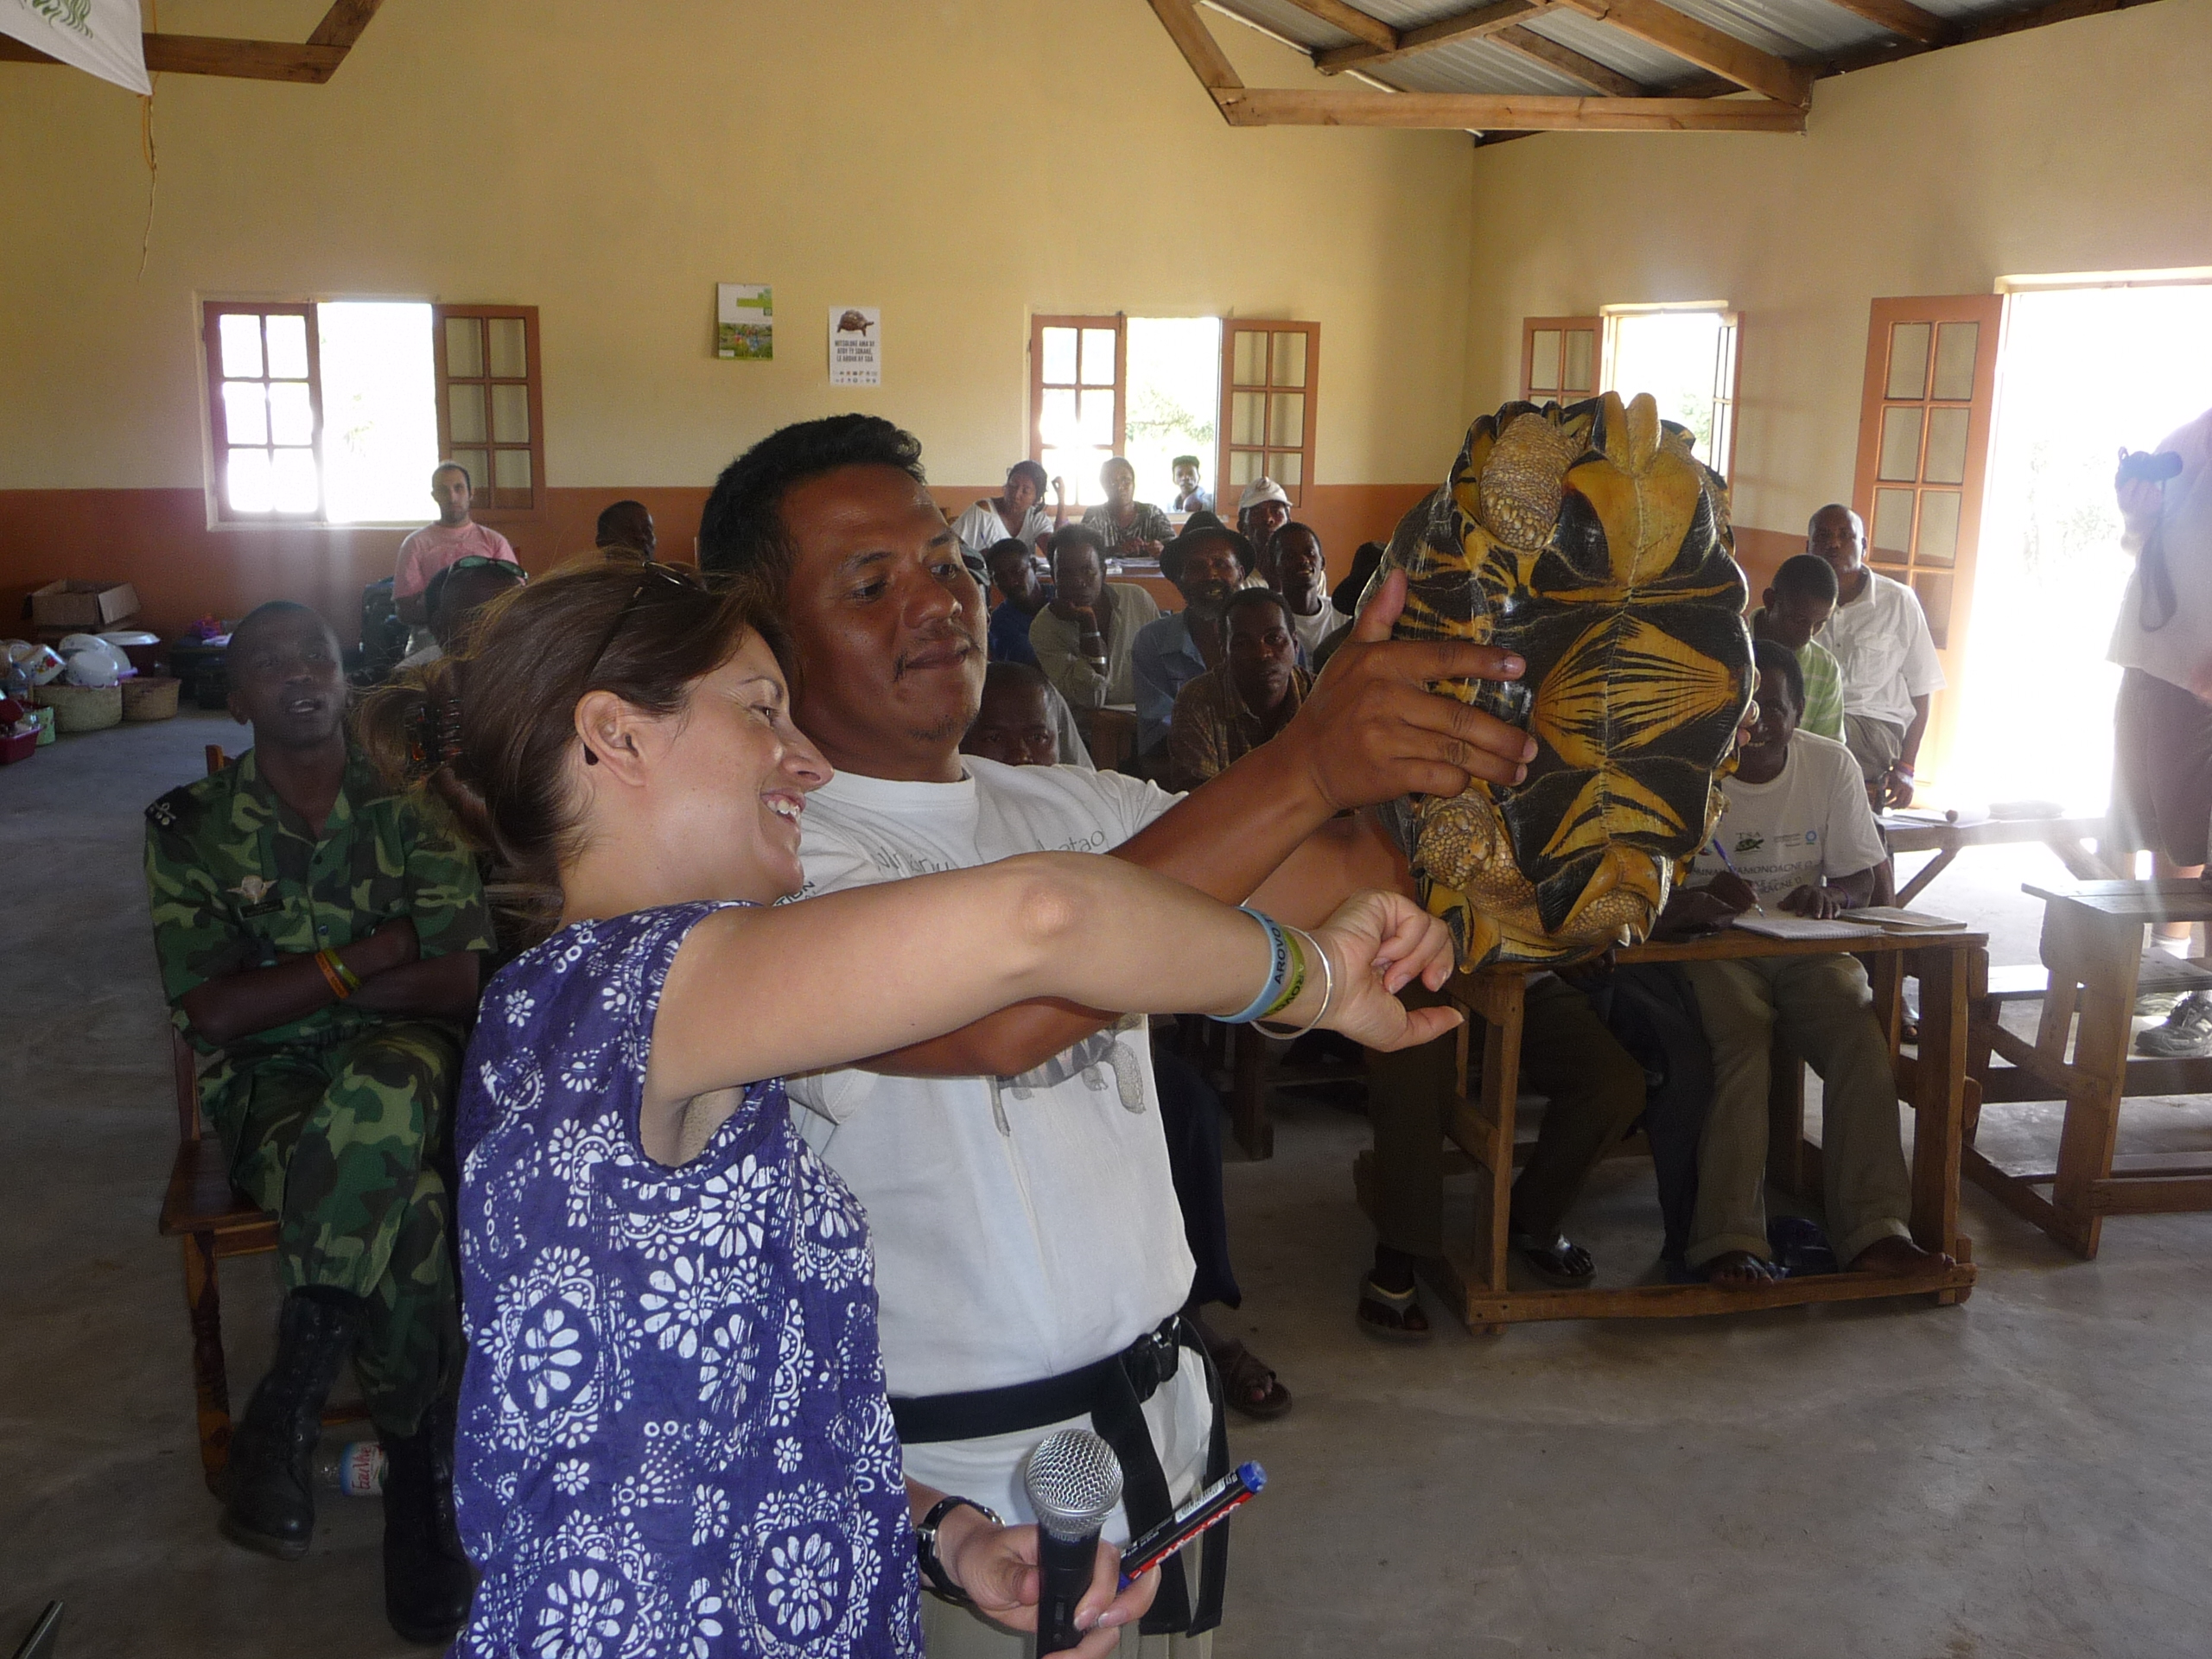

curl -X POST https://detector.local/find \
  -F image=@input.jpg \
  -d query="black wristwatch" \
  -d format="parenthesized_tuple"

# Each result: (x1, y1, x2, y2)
(915, 1495, 1001, 1605)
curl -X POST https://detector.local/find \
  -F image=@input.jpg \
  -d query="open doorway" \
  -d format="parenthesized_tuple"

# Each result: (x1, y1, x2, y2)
(1949, 279, 2212, 810)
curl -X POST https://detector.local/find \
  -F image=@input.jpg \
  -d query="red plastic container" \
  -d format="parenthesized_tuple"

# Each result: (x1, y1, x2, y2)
(0, 729, 35, 765)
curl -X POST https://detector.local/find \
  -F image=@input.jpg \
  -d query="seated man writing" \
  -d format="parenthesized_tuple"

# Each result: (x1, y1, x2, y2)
(1749, 552, 1845, 743)
(1662, 639, 1947, 1287)
(143, 601, 489, 1644)
(1166, 589, 1312, 791)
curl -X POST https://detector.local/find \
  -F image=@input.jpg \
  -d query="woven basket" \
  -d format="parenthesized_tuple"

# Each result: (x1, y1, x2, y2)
(35, 682, 123, 733)
(122, 675, 181, 721)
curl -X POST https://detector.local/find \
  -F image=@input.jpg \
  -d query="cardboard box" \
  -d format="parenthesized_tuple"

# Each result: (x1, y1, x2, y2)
(30, 580, 141, 631)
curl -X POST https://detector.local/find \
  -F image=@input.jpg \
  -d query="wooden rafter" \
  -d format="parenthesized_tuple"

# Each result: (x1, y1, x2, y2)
(1216, 86, 1807, 130)
(1488, 25, 1649, 97)
(1820, 0, 2168, 73)
(0, 0, 380, 83)
(1814, 0, 1959, 46)
(1316, 0, 1548, 73)
(1552, 0, 1813, 103)
(1273, 0, 1395, 48)
(1149, 0, 1245, 88)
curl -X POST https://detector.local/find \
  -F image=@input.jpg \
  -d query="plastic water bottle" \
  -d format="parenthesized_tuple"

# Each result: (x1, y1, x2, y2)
(312, 1440, 386, 1497)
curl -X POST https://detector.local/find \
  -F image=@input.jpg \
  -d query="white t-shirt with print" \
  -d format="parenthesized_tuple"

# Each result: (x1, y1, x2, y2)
(1816, 568, 1945, 729)
(1287, 594, 1347, 664)
(786, 757, 1207, 1535)
(1690, 731, 1889, 903)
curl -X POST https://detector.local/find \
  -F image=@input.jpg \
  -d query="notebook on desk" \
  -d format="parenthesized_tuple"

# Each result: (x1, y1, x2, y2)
(1845, 906, 1970, 932)
(1728, 915, 1884, 941)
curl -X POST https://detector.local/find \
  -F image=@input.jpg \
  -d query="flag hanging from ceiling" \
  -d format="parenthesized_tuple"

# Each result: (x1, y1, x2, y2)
(2, 0, 150, 95)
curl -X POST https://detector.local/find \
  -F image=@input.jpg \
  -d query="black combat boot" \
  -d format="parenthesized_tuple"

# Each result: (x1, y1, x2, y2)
(382, 1395, 474, 1644)
(220, 1287, 361, 1560)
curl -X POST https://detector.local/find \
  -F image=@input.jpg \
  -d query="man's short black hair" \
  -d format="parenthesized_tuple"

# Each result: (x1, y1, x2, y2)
(1007, 460, 1049, 496)
(1772, 552, 1840, 603)
(1049, 524, 1107, 574)
(1752, 638, 1805, 715)
(432, 461, 472, 488)
(697, 415, 928, 593)
(225, 601, 333, 671)
(981, 659, 1050, 698)
(595, 499, 651, 548)
(1224, 587, 1294, 632)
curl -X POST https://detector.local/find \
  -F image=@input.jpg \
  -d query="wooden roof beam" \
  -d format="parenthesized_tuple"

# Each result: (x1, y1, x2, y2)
(1488, 24, 1649, 96)
(1147, 0, 1245, 96)
(1273, 0, 1397, 48)
(1821, 0, 2169, 74)
(1213, 86, 1806, 129)
(308, 0, 386, 51)
(1554, 0, 1814, 103)
(1813, 0, 1958, 45)
(1316, 0, 1549, 73)
(0, 0, 380, 82)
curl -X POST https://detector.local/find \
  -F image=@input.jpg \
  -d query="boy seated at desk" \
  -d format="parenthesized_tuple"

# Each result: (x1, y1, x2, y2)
(1659, 640, 1948, 1287)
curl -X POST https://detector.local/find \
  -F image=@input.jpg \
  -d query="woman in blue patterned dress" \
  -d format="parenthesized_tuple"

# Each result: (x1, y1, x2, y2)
(362, 561, 1462, 1657)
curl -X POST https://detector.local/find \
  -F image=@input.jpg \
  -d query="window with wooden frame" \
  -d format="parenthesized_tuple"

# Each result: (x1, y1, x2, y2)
(204, 303, 323, 521)
(1031, 315, 1124, 510)
(1601, 303, 1742, 479)
(1850, 296, 2003, 660)
(1218, 321, 1319, 509)
(199, 299, 543, 525)
(435, 306, 543, 513)
(1521, 316, 1599, 405)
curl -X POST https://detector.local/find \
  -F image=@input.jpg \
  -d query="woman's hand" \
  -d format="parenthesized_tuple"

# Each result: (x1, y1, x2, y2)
(1290, 890, 1464, 1052)
(940, 1509, 1157, 1656)
(1780, 883, 1846, 919)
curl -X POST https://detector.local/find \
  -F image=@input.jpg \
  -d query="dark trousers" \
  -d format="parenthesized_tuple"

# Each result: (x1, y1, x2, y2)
(1599, 963, 1713, 1264)
(1151, 1039, 1243, 1310)
(1366, 976, 1646, 1255)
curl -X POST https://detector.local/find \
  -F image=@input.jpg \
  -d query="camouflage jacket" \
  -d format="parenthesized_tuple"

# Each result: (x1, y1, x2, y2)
(144, 744, 493, 1069)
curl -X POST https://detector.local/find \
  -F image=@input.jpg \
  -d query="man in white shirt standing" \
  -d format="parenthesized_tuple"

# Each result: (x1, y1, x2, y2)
(697, 414, 1536, 1656)
(1807, 503, 1944, 805)
(1661, 640, 1949, 1288)
(392, 462, 518, 645)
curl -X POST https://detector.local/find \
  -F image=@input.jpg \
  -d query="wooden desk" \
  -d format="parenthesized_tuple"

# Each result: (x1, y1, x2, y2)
(1078, 707, 1139, 775)
(1878, 812, 2117, 906)
(1358, 927, 1983, 1332)
(1963, 878, 2212, 1256)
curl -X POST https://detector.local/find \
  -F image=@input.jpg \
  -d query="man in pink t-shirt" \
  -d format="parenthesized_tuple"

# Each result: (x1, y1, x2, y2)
(394, 462, 518, 632)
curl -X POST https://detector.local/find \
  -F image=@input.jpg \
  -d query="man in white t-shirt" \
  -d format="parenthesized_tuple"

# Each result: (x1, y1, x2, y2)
(1807, 503, 1944, 805)
(1263, 521, 1347, 666)
(696, 414, 1536, 1656)
(1661, 639, 1948, 1289)
(393, 462, 518, 640)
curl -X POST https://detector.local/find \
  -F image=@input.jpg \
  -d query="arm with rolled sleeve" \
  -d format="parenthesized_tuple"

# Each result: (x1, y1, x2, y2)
(1031, 607, 1108, 709)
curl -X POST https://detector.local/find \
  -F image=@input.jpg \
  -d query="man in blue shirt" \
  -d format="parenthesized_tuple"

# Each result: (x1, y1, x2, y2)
(1133, 513, 1254, 756)
(983, 537, 1052, 666)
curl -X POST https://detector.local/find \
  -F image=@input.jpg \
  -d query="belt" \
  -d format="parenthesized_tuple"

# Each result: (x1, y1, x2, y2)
(890, 1315, 1230, 1636)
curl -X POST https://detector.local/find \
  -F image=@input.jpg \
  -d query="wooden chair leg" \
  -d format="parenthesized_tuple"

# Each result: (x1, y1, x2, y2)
(1230, 1027, 1273, 1160)
(183, 1231, 233, 1496)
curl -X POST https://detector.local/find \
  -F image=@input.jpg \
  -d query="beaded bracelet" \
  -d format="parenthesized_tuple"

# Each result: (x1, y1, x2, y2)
(1224, 908, 1301, 1025)
(1256, 926, 1335, 1040)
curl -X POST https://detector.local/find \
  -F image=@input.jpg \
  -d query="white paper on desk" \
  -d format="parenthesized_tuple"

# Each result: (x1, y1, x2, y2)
(1729, 915, 1883, 940)
(1848, 906, 1969, 932)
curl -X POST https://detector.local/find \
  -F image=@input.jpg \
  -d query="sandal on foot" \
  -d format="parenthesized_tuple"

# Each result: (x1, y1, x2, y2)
(1355, 1278, 1432, 1344)
(1510, 1230, 1595, 1287)
(1213, 1337, 1293, 1420)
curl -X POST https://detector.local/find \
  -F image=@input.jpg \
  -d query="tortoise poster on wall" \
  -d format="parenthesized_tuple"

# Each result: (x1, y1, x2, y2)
(1377, 391, 1754, 969)
(829, 307, 880, 386)
(716, 283, 773, 359)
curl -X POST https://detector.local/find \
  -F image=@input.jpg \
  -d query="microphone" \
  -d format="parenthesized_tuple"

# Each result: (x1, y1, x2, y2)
(1023, 1427, 1123, 1656)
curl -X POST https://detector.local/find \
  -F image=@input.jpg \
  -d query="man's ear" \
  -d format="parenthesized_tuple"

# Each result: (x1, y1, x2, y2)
(1761, 587, 1777, 610)
(228, 693, 250, 728)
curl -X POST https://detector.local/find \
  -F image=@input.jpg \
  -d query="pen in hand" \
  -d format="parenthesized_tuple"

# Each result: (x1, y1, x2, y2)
(1708, 838, 1766, 916)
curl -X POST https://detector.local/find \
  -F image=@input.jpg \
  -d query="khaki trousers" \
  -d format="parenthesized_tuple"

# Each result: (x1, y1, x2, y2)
(1841, 712, 1904, 790)
(920, 1595, 1213, 1657)
(1681, 953, 1911, 1269)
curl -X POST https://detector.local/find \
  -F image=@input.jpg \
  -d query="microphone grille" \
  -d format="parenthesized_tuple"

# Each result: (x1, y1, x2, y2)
(1023, 1428, 1123, 1541)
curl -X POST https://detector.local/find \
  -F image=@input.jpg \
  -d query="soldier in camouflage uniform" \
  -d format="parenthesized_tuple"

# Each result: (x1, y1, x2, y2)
(144, 601, 489, 1646)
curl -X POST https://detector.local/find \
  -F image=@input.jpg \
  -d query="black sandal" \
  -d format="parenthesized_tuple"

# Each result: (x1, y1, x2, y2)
(1510, 1230, 1595, 1287)
(1213, 1338, 1294, 1420)
(1355, 1278, 1432, 1343)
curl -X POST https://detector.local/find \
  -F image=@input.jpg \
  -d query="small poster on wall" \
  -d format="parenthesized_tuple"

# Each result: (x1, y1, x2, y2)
(830, 308, 880, 386)
(717, 284, 773, 359)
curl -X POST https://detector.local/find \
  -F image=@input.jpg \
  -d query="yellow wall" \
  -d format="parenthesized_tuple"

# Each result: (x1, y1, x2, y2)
(1463, 0, 2212, 542)
(0, 0, 1476, 494)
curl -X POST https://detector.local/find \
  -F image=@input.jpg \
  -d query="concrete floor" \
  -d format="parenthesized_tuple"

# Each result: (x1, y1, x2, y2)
(6, 708, 2212, 1658)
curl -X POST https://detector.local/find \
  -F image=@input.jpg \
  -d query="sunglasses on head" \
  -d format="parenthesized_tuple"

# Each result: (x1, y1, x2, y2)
(579, 562, 712, 764)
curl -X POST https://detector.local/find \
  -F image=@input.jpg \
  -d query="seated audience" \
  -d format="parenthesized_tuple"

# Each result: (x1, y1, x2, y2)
(1265, 520, 1347, 664)
(1236, 477, 1292, 576)
(1172, 454, 1212, 514)
(393, 462, 518, 640)
(1031, 524, 1161, 710)
(953, 459, 1061, 564)
(1132, 512, 1254, 755)
(962, 662, 1062, 767)
(1749, 552, 1845, 742)
(984, 536, 1052, 667)
(1082, 455, 1173, 562)
(394, 555, 527, 671)
(1332, 539, 1387, 620)
(594, 497, 656, 559)
(1166, 589, 1311, 791)
(143, 601, 488, 1644)
(1808, 504, 1944, 805)
(1662, 639, 1947, 1286)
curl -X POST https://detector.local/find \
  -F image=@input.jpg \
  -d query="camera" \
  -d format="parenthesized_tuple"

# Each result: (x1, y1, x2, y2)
(2117, 449, 2184, 484)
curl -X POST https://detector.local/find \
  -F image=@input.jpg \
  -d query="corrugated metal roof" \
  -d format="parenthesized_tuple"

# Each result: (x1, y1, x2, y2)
(1203, 0, 2063, 100)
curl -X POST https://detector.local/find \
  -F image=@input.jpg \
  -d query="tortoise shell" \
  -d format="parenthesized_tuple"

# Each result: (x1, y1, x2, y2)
(1378, 391, 1753, 969)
